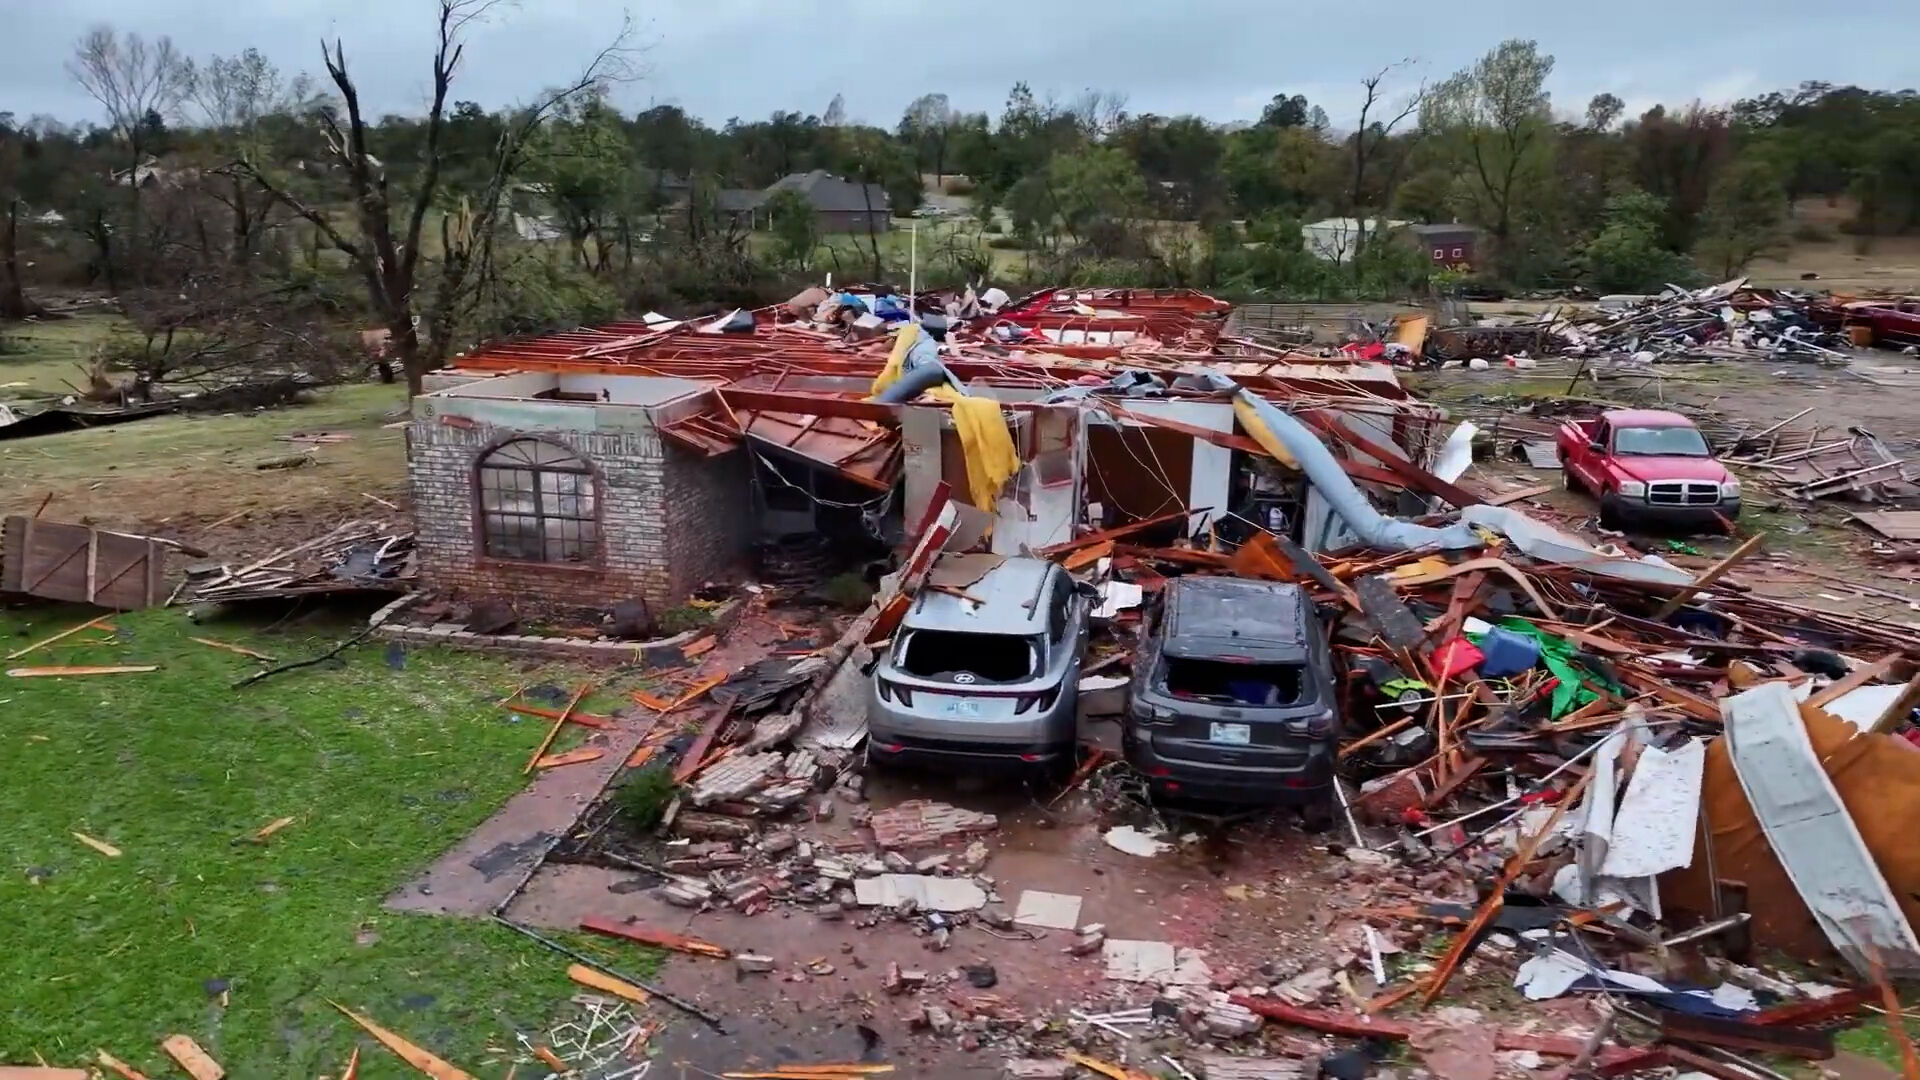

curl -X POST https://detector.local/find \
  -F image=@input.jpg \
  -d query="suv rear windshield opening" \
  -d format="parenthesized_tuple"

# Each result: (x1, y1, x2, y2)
(901, 630, 1037, 683)
(1162, 658, 1305, 706)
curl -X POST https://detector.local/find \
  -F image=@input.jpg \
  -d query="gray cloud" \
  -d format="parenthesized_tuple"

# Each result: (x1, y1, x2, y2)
(3, 0, 1914, 131)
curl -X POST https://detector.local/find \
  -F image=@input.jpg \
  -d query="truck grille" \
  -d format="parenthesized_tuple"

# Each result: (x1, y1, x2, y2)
(1648, 481, 1720, 506)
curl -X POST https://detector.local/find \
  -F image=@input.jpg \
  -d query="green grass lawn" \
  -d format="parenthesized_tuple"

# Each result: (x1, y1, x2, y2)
(0, 603, 651, 1077)
(0, 312, 125, 397)
(0, 382, 409, 526)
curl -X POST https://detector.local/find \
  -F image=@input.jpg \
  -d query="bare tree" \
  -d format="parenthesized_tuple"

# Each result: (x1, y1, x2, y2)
(67, 27, 193, 284)
(190, 48, 322, 265)
(1350, 61, 1425, 254)
(231, 0, 635, 395)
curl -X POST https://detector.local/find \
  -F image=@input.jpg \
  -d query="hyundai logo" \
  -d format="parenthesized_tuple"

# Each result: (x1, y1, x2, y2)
(952, 672, 976, 684)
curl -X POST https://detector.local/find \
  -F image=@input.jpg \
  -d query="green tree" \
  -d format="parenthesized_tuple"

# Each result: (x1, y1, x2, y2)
(1694, 155, 1788, 278)
(899, 92, 955, 180)
(764, 187, 818, 270)
(1422, 39, 1557, 268)
(1580, 190, 1694, 293)
(526, 94, 636, 272)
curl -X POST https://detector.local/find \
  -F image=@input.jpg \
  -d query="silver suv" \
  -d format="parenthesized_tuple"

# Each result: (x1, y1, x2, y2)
(867, 556, 1090, 767)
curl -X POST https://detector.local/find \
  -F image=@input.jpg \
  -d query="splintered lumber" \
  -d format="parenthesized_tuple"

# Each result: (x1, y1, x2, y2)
(1035, 509, 1195, 557)
(1653, 532, 1766, 618)
(673, 709, 731, 784)
(531, 1047, 567, 1072)
(581, 915, 731, 958)
(5, 615, 111, 660)
(8, 665, 155, 678)
(190, 638, 275, 661)
(566, 962, 652, 1004)
(1421, 768, 1594, 1007)
(328, 1001, 477, 1080)
(624, 745, 659, 769)
(248, 817, 297, 843)
(0, 1068, 90, 1079)
(72, 832, 122, 858)
(505, 703, 614, 730)
(523, 682, 592, 776)
(534, 748, 605, 770)
(1807, 652, 1901, 709)
(1059, 540, 1114, 572)
(159, 1035, 225, 1080)
(340, 1047, 360, 1080)
(94, 1051, 152, 1080)
(1226, 998, 1658, 1073)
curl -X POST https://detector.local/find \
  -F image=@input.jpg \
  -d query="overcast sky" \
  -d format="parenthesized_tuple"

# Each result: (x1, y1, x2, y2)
(4, 0, 1916, 132)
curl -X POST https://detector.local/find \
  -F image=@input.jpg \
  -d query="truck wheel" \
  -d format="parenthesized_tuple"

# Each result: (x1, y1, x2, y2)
(1598, 495, 1623, 530)
(1562, 465, 1581, 494)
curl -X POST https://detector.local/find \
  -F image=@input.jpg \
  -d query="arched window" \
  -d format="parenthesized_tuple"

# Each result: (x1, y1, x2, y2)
(477, 439, 598, 563)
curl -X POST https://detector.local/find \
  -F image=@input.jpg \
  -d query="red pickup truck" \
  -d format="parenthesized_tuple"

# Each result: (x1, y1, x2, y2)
(1557, 409, 1740, 531)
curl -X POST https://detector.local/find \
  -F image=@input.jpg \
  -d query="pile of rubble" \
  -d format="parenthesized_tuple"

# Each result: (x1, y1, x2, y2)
(184, 520, 415, 604)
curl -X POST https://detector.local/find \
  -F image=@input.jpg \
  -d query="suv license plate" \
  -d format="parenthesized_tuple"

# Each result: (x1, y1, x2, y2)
(1209, 722, 1251, 745)
(946, 700, 981, 717)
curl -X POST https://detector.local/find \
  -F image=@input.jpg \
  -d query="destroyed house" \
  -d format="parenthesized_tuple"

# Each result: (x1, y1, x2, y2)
(409, 292, 1449, 612)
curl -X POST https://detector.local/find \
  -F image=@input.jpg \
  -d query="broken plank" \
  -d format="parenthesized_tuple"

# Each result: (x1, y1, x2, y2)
(1058, 540, 1114, 573)
(1035, 509, 1196, 557)
(328, 1001, 477, 1080)
(534, 748, 605, 770)
(624, 745, 658, 769)
(673, 709, 730, 784)
(0, 1069, 91, 1080)
(189, 637, 275, 661)
(73, 832, 122, 857)
(248, 817, 296, 843)
(1807, 652, 1901, 709)
(581, 915, 731, 958)
(505, 703, 615, 730)
(159, 1035, 225, 1080)
(682, 635, 716, 660)
(566, 962, 651, 1004)
(1652, 532, 1767, 619)
(94, 1051, 151, 1080)
(523, 682, 591, 776)
(8, 665, 155, 677)
(4, 614, 111, 660)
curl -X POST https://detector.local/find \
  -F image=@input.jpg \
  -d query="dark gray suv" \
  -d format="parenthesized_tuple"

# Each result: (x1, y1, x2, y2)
(1123, 576, 1339, 811)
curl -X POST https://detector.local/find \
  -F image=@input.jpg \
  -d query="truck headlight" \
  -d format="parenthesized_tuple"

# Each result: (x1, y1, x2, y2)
(1721, 478, 1741, 497)
(1617, 481, 1647, 497)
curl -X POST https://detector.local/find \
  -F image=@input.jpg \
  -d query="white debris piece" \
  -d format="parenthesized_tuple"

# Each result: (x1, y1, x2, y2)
(1104, 939, 1212, 985)
(852, 874, 987, 912)
(1102, 826, 1172, 858)
(1012, 890, 1083, 930)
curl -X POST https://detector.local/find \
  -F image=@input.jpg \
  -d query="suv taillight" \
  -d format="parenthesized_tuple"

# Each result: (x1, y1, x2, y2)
(1288, 708, 1336, 737)
(877, 679, 912, 707)
(1015, 686, 1061, 715)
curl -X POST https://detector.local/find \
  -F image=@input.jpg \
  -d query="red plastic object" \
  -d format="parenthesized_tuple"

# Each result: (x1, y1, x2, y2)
(1433, 637, 1485, 679)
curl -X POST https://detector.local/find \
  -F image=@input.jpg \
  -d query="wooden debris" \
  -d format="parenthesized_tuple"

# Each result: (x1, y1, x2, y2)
(565, 963, 651, 1004)
(186, 521, 414, 604)
(159, 1035, 225, 1080)
(72, 832, 122, 858)
(534, 748, 605, 770)
(531, 1047, 567, 1072)
(248, 817, 297, 843)
(8, 665, 156, 678)
(624, 745, 659, 769)
(327, 1001, 477, 1080)
(190, 638, 276, 661)
(1653, 532, 1767, 618)
(1059, 540, 1114, 572)
(339, 1046, 360, 1080)
(673, 709, 731, 784)
(0, 1068, 90, 1079)
(581, 915, 731, 958)
(682, 635, 716, 660)
(1035, 508, 1196, 558)
(94, 1050, 151, 1080)
(504, 703, 614, 730)
(5, 615, 112, 661)
(1062, 1054, 1154, 1080)
(523, 683, 592, 776)
(1807, 652, 1900, 709)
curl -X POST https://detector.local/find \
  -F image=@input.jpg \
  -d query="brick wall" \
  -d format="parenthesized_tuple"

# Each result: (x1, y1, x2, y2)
(408, 409, 750, 612)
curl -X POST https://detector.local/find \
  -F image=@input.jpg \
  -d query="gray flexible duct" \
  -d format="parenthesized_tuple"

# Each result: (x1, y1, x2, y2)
(1195, 370, 1481, 551)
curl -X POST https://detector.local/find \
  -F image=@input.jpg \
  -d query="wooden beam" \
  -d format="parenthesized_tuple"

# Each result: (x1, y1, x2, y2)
(1653, 532, 1767, 619)
(1807, 652, 1900, 709)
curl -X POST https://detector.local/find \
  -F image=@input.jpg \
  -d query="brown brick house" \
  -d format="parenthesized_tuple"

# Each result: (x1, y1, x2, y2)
(408, 372, 750, 613)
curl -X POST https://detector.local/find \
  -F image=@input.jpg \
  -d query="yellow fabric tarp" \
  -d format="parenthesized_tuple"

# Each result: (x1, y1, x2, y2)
(1230, 395, 1301, 470)
(871, 324, 1020, 512)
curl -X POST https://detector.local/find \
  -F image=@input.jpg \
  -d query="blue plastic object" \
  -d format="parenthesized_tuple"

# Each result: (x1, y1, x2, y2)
(1477, 626, 1542, 678)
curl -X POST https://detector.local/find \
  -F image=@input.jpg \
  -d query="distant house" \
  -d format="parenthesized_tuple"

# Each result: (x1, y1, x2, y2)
(1409, 223, 1478, 271)
(760, 170, 893, 234)
(1301, 217, 1408, 263)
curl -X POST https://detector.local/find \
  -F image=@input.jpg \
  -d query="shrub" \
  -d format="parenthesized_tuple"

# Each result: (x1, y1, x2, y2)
(614, 766, 678, 830)
(1791, 221, 1832, 243)
(986, 236, 1023, 250)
